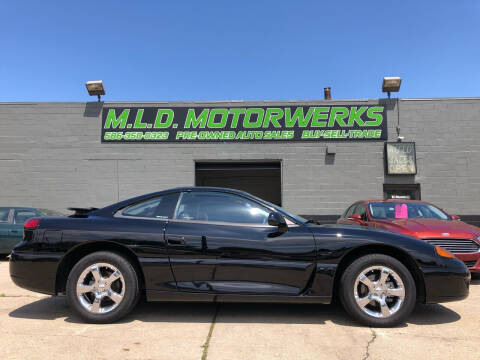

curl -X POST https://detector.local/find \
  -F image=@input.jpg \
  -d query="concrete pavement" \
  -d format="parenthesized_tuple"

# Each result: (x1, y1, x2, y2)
(1, 259, 479, 360)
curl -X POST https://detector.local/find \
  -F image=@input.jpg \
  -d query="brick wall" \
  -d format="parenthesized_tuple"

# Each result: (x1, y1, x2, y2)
(0, 98, 479, 218)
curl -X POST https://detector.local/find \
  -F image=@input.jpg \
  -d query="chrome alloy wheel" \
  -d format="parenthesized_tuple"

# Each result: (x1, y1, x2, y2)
(76, 263, 125, 314)
(353, 266, 405, 318)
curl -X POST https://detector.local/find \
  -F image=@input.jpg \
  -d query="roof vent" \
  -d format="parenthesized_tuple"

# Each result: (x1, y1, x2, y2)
(324, 87, 331, 100)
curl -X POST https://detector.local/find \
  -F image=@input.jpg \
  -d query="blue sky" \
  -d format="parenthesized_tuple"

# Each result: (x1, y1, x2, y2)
(1, 1, 479, 101)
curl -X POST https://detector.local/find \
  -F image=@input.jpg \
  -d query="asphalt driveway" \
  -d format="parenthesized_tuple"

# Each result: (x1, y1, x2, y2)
(1, 259, 479, 360)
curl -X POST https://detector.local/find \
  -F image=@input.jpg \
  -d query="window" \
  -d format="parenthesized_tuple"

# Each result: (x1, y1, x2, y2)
(368, 202, 450, 220)
(13, 210, 39, 225)
(175, 191, 270, 224)
(344, 204, 357, 218)
(122, 193, 180, 219)
(0, 208, 10, 223)
(353, 203, 367, 221)
(248, 194, 307, 224)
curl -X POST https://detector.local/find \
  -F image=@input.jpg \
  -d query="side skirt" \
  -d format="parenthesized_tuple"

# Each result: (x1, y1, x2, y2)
(146, 290, 331, 304)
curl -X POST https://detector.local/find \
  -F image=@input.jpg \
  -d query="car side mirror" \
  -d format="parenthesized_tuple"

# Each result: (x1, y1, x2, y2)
(450, 215, 460, 220)
(268, 212, 288, 233)
(348, 214, 366, 225)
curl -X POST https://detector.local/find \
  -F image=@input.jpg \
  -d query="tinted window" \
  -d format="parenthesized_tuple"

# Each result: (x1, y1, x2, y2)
(13, 210, 39, 225)
(0, 208, 10, 222)
(248, 194, 307, 224)
(175, 191, 270, 224)
(122, 193, 180, 219)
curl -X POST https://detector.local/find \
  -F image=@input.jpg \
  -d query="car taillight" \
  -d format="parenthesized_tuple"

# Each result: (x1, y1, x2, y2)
(24, 218, 40, 229)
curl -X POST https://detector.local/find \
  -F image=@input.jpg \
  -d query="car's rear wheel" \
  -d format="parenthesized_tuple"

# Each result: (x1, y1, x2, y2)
(339, 254, 416, 327)
(66, 251, 140, 323)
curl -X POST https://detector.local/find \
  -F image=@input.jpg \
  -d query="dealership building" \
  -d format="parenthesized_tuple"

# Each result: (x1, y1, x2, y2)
(1, 96, 479, 225)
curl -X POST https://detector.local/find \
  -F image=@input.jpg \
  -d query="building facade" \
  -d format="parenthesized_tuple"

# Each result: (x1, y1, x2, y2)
(0, 97, 479, 223)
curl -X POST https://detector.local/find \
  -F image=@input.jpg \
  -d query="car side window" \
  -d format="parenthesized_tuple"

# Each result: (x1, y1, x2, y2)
(353, 203, 367, 221)
(175, 191, 270, 224)
(122, 193, 180, 219)
(0, 208, 10, 223)
(344, 204, 357, 218)
(13, 210, 38, 225)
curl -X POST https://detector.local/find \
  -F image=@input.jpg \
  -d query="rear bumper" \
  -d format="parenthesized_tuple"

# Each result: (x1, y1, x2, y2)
(9, 251, 62, 295)
(422, 259, 470, 304)
(454, 252, 480, 273)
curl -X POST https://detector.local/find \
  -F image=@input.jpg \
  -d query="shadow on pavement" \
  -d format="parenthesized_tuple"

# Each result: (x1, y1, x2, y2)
(470, 274, 480, 285)
(9, 296, 460, 327)
(407, 303, 461, 325)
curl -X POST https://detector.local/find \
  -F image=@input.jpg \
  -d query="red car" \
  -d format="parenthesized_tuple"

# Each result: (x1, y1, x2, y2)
(337, 199, 480, 273)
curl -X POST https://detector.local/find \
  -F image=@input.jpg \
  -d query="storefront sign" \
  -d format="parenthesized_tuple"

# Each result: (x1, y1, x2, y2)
(385, 142, 417, 175)
(101, 105, 387, 142)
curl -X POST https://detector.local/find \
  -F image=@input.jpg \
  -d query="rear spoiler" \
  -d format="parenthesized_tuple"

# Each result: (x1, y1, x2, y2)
(67, 207, 99, 218)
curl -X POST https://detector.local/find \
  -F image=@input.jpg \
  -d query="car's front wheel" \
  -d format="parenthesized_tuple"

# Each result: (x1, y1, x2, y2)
(66, 251, 140, 323)
(339, 254, 416, 327)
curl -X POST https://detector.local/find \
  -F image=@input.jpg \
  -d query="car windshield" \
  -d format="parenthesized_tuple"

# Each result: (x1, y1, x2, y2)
(249, 195, 308, 224)
(368, 202, 450, 220)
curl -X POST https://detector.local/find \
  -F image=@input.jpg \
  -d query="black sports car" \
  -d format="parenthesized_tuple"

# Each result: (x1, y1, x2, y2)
(10, 187, 470, 327)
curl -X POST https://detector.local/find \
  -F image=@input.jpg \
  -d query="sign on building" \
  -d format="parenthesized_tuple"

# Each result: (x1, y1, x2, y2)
(101, 105, 387, 143)
(385, 142, 417, 175)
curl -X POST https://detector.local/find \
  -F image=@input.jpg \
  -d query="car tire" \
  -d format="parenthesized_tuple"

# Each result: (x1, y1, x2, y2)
(66, 251, 140, 323)
(339, 254, 416, 327)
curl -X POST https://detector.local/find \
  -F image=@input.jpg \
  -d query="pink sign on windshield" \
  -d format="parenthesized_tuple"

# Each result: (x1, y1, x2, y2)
(395, 204, 408, 219)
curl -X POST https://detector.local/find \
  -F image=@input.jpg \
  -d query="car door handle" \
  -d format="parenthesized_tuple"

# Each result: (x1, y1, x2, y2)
(9, 230, 20, 234)
(167, 236, 185, 246)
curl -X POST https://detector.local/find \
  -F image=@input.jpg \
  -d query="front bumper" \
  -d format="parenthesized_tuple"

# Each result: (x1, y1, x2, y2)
(422, 258, 470, 304)
(9, 251, 61, 295)
(454, 252, 480, 273)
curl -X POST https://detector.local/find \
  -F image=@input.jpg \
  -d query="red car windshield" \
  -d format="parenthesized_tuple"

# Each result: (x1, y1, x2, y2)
(368, 202, 450, 220)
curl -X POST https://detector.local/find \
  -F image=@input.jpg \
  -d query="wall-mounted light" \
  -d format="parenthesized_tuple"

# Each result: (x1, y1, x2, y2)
(85, 80, 105, 101)
(382, 77, 402, 98)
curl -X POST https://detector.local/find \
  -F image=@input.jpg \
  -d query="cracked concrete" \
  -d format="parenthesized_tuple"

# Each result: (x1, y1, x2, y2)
(201, 304, 220, 360)
(362, 329, 376, 360)
(1, 260, 480, 360)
